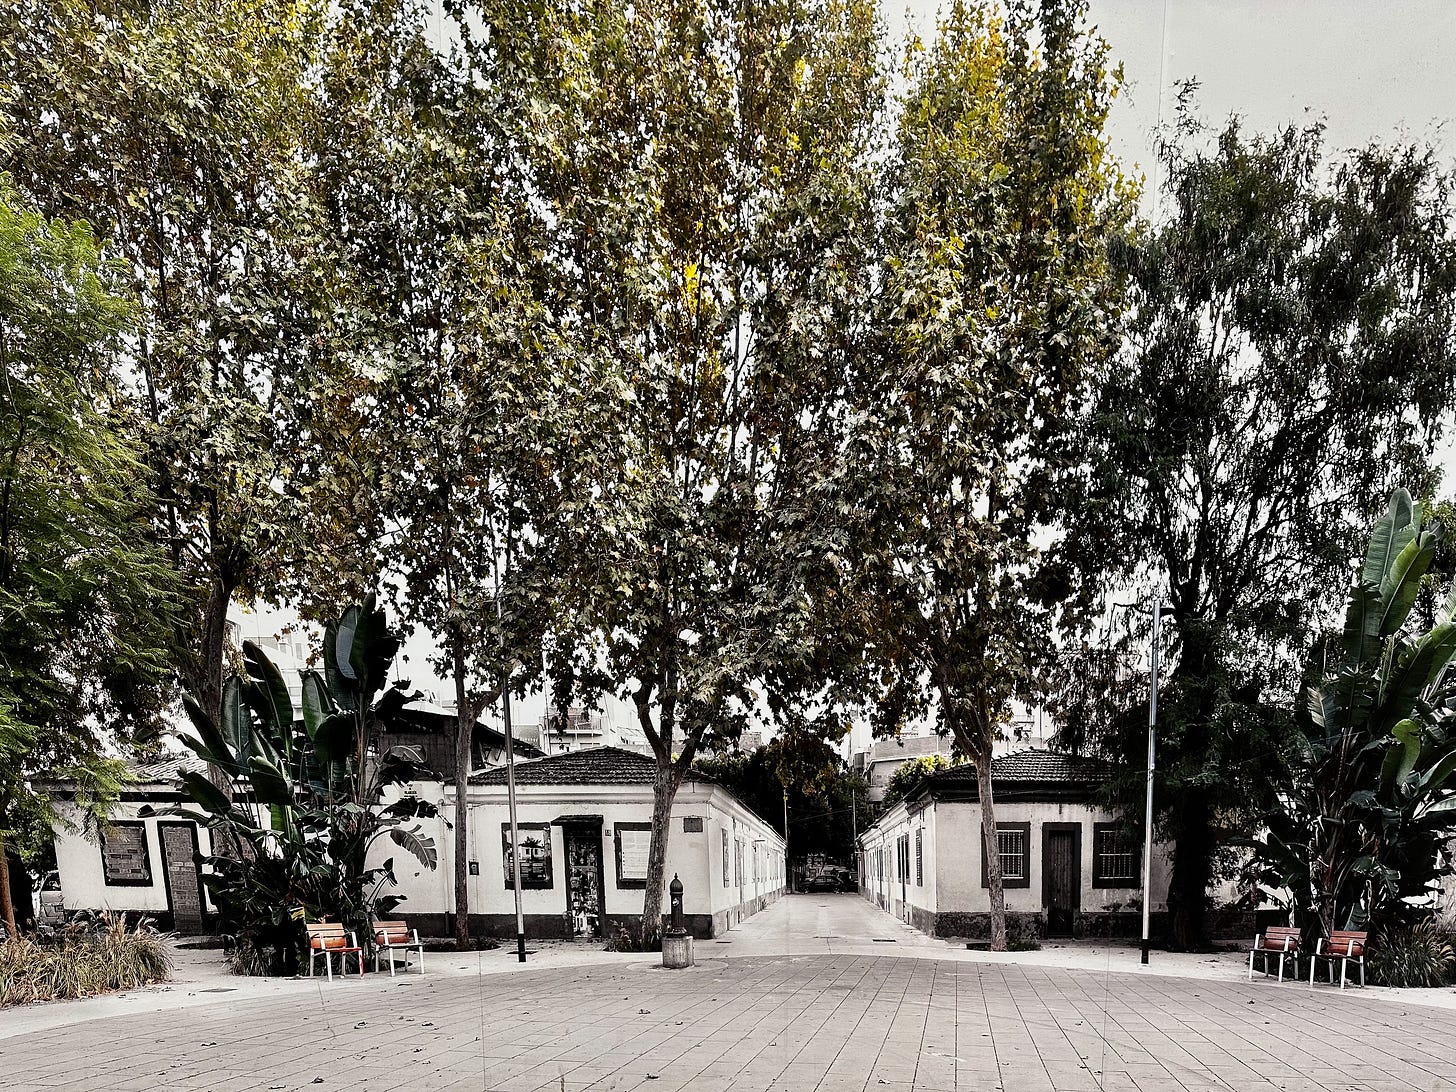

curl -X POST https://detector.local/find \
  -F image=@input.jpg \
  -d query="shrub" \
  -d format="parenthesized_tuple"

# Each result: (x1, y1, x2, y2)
(1367, 921, 1455, 988)
(0, 914, 171, 1006)
(604, 922, 662, 953)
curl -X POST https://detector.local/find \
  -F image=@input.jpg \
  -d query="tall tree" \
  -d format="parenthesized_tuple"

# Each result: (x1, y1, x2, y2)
(0, 0, 341, 732)
(1063, 105, 1456, 949)
(831, 0, 1133, 950)
(0, 183, 175, 934)
(480, 0, 886, 941)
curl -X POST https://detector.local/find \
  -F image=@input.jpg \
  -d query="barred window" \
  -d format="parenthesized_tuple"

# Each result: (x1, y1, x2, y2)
(997, 828, 1027, 882)
(915, 829, 923, 886)
(1093, 824, 1138, 886)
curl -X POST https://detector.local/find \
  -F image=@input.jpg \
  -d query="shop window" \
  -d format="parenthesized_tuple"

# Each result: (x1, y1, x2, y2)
(1093, 823, 1139, 887)
(503, 824, 553, 889)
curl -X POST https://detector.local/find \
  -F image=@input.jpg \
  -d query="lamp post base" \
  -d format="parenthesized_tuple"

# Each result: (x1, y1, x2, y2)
(662, 933, 694, 969)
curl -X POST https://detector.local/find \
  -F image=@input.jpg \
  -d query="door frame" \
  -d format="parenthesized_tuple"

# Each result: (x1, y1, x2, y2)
(156, 820, 204, 932)
(1040, 822, 1082, 937)
(562, 820, 606, 938)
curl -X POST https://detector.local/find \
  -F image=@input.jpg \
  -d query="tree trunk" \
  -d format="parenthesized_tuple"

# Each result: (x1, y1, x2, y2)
(976, 758, 1008, 951)
(0, 836, 16, 938)
(451, 638, 473, 951)
(640, 764, 680, 946)
(1166, 787, 1213, 950)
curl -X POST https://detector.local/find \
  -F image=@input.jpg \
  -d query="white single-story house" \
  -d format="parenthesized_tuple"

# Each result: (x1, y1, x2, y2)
(857, 749, 1172, 941)
(49, 758, 219, 933)
(48, 746, 785, 942)
(377, 747, 786, 940)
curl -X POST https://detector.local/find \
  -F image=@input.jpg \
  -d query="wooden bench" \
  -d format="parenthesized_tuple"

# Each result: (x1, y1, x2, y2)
(306, 922, 363, 980)
(1248, 925, 1301, 982)
(372, 919, 425, 976)
(1308, 929, 1367, 989)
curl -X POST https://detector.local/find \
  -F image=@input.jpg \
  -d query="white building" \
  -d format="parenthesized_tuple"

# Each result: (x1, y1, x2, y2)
(854, 734, 955, 804)
(379, 747, 785, 940)
(858, 749, 1172, 941)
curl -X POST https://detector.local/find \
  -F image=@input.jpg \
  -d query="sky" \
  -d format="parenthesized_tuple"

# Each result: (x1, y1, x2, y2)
(393, 0, 1456, 746)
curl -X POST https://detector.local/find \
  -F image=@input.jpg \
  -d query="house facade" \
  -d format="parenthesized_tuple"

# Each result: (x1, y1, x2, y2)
(857, 749, 1172, 941)
(379, 747, 786, 940)
(49, 758, 219, 933)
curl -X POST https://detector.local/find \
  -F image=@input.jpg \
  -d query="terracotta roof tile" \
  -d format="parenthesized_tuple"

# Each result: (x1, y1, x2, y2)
(468, 745, 707, 787)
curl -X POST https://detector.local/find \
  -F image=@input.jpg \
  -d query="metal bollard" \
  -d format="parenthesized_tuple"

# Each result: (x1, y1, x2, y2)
(662, 873, 693, 968)
(668, 873, 686, 936)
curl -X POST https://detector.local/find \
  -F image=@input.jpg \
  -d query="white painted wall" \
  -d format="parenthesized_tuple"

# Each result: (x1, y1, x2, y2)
(51, 800, 216, 918)
(367, 778, 785, 929)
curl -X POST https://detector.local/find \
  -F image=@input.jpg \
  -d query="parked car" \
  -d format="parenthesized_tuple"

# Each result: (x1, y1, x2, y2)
(33, 870, 63, 925)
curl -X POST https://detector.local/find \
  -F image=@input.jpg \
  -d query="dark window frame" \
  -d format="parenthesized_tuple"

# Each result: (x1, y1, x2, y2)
(614, 822, 653, 889)
(915, 828, 923, 886)
(981, 822, 1032, 889)
(722, 828, 730, 887)
(502, 823, 554, 890)
(1092, 822, 1139, 887)
(100, 821, 153, 887)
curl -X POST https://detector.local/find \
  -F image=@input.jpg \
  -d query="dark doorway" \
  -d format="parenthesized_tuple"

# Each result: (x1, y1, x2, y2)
(564, 823, 604, 938)
(1042, 824, 1081, 938)
(158, 822, 205, 934)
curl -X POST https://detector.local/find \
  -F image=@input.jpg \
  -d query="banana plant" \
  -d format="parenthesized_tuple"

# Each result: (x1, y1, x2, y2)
(1246, 490, 1456, 939)
(175, 597, 438, 974)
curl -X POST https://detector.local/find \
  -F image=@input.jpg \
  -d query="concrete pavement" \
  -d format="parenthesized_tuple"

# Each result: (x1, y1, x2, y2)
(4, 895, 1456, 1091)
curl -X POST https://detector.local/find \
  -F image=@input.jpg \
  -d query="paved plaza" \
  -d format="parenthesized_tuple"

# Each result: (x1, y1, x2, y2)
(4, 896, 1456, 1092)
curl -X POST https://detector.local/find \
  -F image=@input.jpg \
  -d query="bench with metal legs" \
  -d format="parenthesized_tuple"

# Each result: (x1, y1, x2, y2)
(306, 922, 363, 981)
(1248, 926, 1301, 983)
(372, 919, 425, 976)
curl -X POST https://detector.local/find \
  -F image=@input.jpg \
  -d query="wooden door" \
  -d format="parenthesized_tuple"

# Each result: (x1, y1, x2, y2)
(564, 824, 603, 938)
(159, 822, 205, 934)
(1042, 826, 1080, 938)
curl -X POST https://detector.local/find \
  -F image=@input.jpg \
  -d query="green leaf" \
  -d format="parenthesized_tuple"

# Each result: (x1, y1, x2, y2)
(243, 640, 294, 745)
(1379, 719, 1421, 797)
(180, 771, 234, 818)
(387, 825, 438, 870)
(247, 753, 294, 807)
(300, 670, 332, 740)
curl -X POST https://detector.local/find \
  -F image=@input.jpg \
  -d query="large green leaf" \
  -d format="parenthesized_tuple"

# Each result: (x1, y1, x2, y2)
(1379, 719, 1422, 798)
(1342, 584, 1383, 665)
(180, 771, 234, 818)
(387, 824, 438, 870)
(300, 670, 332, 741)
(1377, 531, 1438, 638)
(221, 676, 254, 767)
(1362, 488, 1415, 591)
(313, 711, 358, 767)
(243, 641, 294, 747)
(334, 605, 361, 683)
(180, 694, 240, 775)
(1379, 623, 1456, 731)
(248, 753, 294, 807)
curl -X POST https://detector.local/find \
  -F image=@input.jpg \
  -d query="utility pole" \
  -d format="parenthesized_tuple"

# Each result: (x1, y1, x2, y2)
(1140, 602, 1161, 966)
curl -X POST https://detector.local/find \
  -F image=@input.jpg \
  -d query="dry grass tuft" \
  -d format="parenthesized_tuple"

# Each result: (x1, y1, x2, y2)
(0, 914, 171, 1006)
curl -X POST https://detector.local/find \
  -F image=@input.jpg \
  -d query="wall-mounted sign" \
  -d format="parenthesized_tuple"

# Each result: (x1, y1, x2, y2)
(468, 860, 480, 876)
(682, 816, 704, 833)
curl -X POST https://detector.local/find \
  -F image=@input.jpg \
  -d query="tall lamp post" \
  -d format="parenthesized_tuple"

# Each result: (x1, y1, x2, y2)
(1110, 599, 1165, 966)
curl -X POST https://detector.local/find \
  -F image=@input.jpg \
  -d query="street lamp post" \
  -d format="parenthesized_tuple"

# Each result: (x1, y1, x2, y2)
(1110, 598, 1165, 966)
(1140, 602, 1161, 966)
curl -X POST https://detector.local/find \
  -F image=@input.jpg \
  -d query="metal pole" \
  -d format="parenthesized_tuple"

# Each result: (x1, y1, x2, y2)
(503, 669, 526, 962)
(1141, 601, 1160, 966)
(496, 541, 527, 964)
(782, 789, 790, 892)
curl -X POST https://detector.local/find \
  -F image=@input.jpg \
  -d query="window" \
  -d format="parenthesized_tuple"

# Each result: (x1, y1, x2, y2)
(1093, 823, 1139, 887)
(614, 823, 652, 888)
(915, 829, 923, 886)
(735, 839, 744, 886)
(722, 829, 731, 887)
(101, 822, 152, 886)
(503, 824, 553, 889)
(981, 822, 1031, 889)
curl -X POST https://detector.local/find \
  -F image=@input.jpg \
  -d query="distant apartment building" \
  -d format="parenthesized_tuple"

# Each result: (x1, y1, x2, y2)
(518, 696, 650, 756)
(854, 734, 954, 804)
